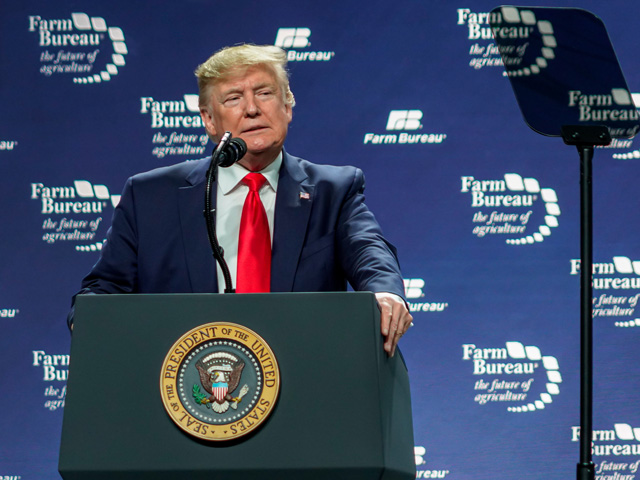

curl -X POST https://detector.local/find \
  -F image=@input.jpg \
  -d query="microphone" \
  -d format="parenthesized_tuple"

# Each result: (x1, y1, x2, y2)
(215, 133, 247, 167)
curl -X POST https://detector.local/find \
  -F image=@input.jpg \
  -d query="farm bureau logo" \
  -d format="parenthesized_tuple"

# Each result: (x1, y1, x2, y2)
(274, 28, 335, 62)
(0, 140, 17, 151)
(610, 93, 640, 158)
(568, 89, 640, 139)
(30, 180, 120, 251)
(459, 7, 555, 73)
(492, 7, 558, 78)
(33, 350, 69, 381)
(570, 256, 640, 328)
(32, 351, 68, 411)
(0, 308, 19, 318)
(461, 173, 560, 245)
(462, 341, 562, 412)
(139, 95, 209, 159)
(458, 8, 519, 70)
(404, 278, 449, 313)
(458, 7, 532, 41)
(572, 424, 640, 479)
(28, 13, 128, 83)
(160, 322, 280, 441)
(415, 446, 451, 478)
(363, 110, 447, 145)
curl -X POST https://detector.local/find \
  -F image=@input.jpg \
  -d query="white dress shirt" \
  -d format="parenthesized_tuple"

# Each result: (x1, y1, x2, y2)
(215, 152, 282, 292)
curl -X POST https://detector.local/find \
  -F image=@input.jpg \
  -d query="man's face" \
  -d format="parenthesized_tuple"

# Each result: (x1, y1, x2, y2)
(200, 64, 292, 171)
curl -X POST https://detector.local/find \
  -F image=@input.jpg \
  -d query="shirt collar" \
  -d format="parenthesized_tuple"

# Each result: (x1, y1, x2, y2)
(218, 151, 282, 195)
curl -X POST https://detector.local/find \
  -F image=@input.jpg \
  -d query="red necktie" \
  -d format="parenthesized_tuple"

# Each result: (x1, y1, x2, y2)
(236, 173, 271, 293)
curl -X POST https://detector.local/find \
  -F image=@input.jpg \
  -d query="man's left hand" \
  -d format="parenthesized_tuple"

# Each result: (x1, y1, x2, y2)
(375, 292, 413, 357)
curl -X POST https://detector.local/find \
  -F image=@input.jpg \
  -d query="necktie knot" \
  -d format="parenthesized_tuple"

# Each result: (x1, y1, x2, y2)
(242, 172, 266, 192)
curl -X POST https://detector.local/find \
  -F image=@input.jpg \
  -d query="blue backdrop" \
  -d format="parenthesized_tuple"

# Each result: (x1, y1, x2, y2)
(1, 1, 639, 479)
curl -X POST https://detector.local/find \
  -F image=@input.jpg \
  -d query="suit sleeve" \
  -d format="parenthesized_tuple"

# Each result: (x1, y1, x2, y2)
(335, 167, 406, 298)
(67, 177, 139, 330)
(78, 177, 140, 295)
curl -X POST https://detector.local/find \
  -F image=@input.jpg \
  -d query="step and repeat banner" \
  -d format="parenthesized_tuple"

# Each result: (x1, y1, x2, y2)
(1, 0, 639, 478)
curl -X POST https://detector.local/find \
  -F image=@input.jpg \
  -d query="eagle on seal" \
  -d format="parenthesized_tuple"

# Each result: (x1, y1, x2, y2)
(195, 352, 247, 413)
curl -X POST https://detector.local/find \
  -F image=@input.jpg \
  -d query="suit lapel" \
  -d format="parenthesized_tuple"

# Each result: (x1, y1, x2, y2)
(271, 152, 314, 292)
(178, 159, 218, 293)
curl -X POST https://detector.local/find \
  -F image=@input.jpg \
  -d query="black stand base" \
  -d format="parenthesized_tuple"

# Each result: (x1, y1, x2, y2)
(577, 462, 595, 480)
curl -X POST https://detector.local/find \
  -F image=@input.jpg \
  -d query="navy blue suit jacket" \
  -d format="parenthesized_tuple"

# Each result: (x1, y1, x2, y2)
(77, 151, 405, 299)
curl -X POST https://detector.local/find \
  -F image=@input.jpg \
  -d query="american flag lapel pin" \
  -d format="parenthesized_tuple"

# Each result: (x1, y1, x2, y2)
(299, 191, 310, 200)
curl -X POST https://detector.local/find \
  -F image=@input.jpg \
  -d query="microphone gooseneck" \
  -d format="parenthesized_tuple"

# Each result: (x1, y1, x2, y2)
(204, 132, 248, 293)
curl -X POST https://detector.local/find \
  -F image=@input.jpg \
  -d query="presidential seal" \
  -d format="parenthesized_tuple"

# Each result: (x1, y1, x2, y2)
(160, 322, 280, 441)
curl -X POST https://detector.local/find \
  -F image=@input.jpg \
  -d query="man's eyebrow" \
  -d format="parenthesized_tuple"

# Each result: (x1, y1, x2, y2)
(219, 82, 275, 98)
(253, 81, 275, 90)
(219, 86, 244, 97)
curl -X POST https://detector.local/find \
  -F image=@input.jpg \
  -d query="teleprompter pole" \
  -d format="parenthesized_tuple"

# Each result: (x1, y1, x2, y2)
(561, 125, 611, 480)
(577, 141, 594, 480)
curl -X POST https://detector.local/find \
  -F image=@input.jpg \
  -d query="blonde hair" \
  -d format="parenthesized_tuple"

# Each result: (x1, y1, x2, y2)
(195, 44, 295, 108)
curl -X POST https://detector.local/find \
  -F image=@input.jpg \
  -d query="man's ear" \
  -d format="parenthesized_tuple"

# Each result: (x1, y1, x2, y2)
(285, 103, 293, 124)
(200, 107, 218, 140)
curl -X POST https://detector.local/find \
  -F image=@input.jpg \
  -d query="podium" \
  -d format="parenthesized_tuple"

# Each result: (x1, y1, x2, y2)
(59, 292, 416, 479)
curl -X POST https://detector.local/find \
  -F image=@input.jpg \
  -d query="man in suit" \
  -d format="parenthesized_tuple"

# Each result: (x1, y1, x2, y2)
(73, 44, 412, 356)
